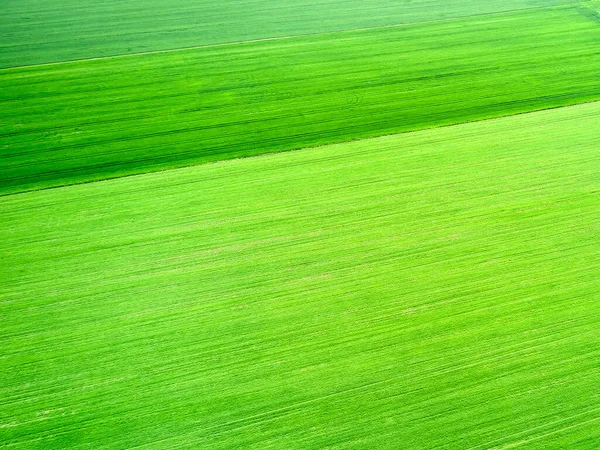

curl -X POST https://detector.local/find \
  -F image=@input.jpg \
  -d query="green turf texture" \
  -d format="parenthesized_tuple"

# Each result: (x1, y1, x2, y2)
(2, 5, 600, 195)
(1, 101, 599, 449)
(0, 0, 578, 68)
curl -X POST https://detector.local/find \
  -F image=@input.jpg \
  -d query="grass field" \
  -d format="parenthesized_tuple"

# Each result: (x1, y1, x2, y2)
(0, 0, 579, 67)
(3, 5, 600, 195)
(2, 1, 600, 448)
(1, 101, 599, 449)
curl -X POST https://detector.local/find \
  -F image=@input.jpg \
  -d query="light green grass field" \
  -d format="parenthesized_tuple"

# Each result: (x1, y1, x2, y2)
(2, 101, 599, 449)
(2, 5, 600, 195)
(0, 0, 579, 67)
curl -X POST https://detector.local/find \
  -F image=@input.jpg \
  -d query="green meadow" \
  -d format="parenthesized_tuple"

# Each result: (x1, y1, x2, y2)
(1, 102, 600, 448)
(0, 0, 578, 67)
(1, 0, 600, 448)
(2, 6, 600, 194)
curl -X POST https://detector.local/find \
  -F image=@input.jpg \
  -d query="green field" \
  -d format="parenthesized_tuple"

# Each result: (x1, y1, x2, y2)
(3, 5, 600, 195)
(0, 0, 578, 67)
(2, 0, 600, 448)
(1, 102, 600, 448)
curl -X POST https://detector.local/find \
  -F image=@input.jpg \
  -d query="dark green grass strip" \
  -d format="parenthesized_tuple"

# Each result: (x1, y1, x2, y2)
(2, 6, 600, 195)
(0, 0, 578, 68)
(1, 101, 599, 449)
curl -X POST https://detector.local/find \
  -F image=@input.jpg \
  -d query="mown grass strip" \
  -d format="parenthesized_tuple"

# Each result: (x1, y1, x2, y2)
(0, 0, 578, 68)
(1, 101, 599, 449)
(2, 6, 600, 195)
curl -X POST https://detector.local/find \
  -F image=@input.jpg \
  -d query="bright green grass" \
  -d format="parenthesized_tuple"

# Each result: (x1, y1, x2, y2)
(2, 6, 600, 195)
(0, 0, 578, 68)
(1, 101, 599, 449)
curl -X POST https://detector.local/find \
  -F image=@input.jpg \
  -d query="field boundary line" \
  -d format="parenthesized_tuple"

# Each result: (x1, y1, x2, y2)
(2, 97, 599, 196)
(1, 97, 599, 199)
(0, 3, 580, 72)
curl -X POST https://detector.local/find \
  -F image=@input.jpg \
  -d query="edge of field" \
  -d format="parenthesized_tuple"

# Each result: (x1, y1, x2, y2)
(3, 99, 600, 199)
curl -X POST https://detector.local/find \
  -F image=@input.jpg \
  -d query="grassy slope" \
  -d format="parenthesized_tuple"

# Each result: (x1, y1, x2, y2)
(0, 0, 578, 68)
(1, 101, 599, 449)
(2, 6, 600, 195)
